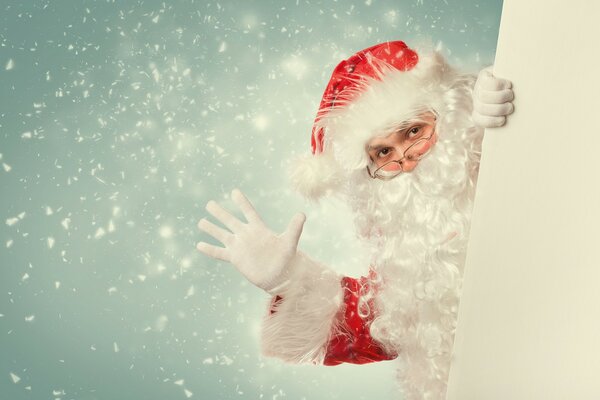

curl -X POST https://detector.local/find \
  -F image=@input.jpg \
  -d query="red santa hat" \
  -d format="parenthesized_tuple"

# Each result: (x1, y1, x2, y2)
(290, 41, 452, 199)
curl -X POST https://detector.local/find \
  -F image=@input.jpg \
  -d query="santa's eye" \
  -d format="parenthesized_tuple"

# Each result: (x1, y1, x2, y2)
(407, 126, 421, 138)
(377, 147, 393, 158)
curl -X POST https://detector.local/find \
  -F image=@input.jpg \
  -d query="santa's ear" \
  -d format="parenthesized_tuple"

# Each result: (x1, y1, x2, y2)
(287, 151, 343, 200)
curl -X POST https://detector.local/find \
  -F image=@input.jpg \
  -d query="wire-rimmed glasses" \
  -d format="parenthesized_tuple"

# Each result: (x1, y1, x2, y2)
(366, 120, 437, 180)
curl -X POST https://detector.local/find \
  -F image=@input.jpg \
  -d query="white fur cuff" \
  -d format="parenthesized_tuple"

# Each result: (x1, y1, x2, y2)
(260, 252, 343, 364)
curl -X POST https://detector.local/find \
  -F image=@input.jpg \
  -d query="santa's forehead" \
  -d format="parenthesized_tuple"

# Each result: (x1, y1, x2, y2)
(368, 111, 436, 140)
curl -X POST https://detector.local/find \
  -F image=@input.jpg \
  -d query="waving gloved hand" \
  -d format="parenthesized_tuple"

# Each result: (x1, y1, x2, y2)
(472, 66, 515, 128)
(196, 189, 306, 294)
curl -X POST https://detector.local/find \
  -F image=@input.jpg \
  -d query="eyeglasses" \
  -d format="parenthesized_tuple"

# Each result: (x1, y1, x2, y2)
(366, 122, 437, 181)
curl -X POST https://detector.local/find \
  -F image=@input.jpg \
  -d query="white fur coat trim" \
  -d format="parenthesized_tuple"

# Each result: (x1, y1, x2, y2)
(261, 252, 343, 364)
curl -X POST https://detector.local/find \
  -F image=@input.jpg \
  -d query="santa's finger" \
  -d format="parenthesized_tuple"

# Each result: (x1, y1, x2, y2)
(205, 200, 243, 232)
(231, 188, 262, 224)
(472, 112, 506, 128)
(474, 101, 514, 117)
(196, 241, 231, 262)
(197, 218, 233, 245)
(478, 88, 514, 104)
(475, 67, 493, 87)
(283, 212, 306, 247)
(478, 75, 512, 91)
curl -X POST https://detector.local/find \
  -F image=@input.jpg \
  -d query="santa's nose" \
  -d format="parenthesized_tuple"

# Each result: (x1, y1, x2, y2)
(400, 159, 418, 172)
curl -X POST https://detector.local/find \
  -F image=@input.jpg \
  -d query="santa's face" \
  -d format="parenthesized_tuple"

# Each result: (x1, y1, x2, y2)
(365, 111, 438, 178)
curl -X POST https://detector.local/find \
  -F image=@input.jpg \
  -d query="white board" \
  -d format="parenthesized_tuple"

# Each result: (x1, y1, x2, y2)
(446, 1, 600, 398)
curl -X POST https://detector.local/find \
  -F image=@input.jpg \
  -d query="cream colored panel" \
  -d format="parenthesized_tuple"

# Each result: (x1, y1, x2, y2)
(447, 1, 600, 398)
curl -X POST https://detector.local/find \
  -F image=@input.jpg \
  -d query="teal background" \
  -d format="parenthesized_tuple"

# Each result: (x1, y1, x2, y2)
(0, 1, 502, 399)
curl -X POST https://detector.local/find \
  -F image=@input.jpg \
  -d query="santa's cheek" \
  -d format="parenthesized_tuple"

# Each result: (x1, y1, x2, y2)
(420, 138, 436, 154)
(382, 162, 402, 172)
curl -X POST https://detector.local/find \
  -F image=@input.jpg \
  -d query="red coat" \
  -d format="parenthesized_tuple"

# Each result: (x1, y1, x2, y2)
(271, 274, 397, 366)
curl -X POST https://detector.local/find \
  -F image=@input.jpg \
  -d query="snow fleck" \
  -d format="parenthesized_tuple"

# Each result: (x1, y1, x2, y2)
(385, 10, 398, 23)
(108, 220, 115, 232)
(45, 206, 53, 215)
(174, 379, 184, 386)
(282, 56, 308, 80)
(184, 389, 193, 398)
(6, 59, 14, 70)
(22, 273, 29, 281)
(61, 218, 71, 230)
(113, 342, 119, 353)
(180, 257, 191, 270)
(3, 163, 12, 172)
(185, 285, 195, 297)
(22, 131, 32, 139)
(108, 286, 117, 294)
(47, 237, 55, 249)
(218, 42, 227, 53)
(94, 227, 106, 239)
(151, 67, 160, 83)
(152, 14, 160, 23)
(6, 240, 13, 248)
(25, 315, 35, 322)
(159, 225, 173, 239)
(155, 315, 168, 331)
(6, 217, 20, 226)
(202, 358, 213, 365)
(137, 274, 146, 282)
(55, 281, 61, 289)
(220, 355, 233, 365)
(10, 372, 20, 383)
(253, 115, 268, 131)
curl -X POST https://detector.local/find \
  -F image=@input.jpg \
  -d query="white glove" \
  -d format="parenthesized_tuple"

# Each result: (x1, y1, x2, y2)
(196, 188, 306, 294)
(472, 66, 515, 128)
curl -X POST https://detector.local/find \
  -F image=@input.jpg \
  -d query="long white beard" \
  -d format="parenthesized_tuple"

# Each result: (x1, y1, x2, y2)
(339, 105, 483, 399)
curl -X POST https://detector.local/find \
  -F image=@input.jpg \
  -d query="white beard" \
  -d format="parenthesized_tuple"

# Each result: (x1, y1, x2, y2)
(338, 104, 483, 399)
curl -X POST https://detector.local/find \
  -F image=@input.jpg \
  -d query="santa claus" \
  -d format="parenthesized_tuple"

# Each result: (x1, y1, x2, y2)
(196, 41, 514, 399)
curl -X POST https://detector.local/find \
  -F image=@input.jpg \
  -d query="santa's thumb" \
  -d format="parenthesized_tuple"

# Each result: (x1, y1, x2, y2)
(282, 212, 306, 247)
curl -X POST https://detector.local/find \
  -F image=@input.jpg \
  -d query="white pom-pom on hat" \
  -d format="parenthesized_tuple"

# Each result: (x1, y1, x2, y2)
(288, 150, 343, 200)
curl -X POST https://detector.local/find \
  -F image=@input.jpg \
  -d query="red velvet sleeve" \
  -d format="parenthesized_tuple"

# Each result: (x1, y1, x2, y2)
(323, 275, 397, 366)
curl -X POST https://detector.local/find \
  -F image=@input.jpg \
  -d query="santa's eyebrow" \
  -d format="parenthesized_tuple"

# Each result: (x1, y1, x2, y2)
(367, 124, 414, 151)
(394, 119, 425, 132)
(367, 143, 388, 152)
